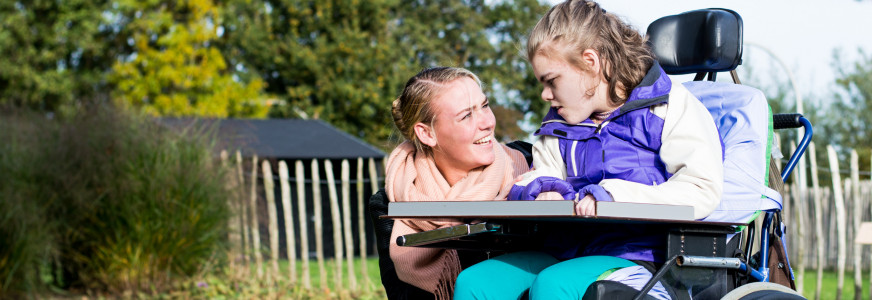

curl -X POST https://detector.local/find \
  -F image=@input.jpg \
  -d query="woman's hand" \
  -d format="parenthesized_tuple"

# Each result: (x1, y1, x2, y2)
(574, 194, 596, 216)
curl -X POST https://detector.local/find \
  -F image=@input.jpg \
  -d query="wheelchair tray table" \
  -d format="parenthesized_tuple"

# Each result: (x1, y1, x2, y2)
(384, 214, 744, 254)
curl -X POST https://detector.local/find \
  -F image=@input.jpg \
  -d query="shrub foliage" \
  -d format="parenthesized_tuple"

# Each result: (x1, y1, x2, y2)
(0, 106, 233, 297)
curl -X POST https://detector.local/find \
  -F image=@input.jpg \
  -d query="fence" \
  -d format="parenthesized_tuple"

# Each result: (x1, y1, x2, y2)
(780, 142, 872, 300)
(220, 151, 384, 293)
(220, 140, 872, 299)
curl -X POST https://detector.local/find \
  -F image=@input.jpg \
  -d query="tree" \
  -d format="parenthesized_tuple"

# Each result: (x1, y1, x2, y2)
(220, 0, 549, 148)
(739, 51, 831, 183)
(390, 0, 550, 142)
(109, 0, 268, 118)
(0, 0, 114, 112)
(820, 49, 872, 168)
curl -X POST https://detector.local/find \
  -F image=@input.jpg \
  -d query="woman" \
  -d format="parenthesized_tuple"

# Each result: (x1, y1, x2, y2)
(455, 1, 724, 299)
(386, 67, 530, 299)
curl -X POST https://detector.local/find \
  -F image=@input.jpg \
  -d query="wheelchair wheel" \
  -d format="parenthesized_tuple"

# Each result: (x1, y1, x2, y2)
(720, 282, 805, 300)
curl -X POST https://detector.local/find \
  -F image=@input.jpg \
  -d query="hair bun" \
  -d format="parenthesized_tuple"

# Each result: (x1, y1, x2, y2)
(391, 97, 406, 134)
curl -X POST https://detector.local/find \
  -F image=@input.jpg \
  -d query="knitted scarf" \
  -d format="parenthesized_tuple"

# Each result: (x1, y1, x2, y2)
(386, 141, 529, 299)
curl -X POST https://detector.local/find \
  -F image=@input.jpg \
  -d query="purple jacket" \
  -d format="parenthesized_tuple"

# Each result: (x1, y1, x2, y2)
(510, 62, 675, 203)
(511, 62, 705, 262)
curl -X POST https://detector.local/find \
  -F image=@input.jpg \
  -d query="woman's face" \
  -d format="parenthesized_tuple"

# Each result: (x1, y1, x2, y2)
(531, 47, 613, 124)
(419, 76, 496, 182)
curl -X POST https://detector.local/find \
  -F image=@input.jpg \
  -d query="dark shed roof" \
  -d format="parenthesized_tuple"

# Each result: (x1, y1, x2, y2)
(160, 118, 386, 160)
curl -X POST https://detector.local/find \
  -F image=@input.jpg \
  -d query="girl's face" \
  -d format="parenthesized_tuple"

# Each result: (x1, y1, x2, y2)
(415, 76, 496, 184)
(531, 47, 613, 124)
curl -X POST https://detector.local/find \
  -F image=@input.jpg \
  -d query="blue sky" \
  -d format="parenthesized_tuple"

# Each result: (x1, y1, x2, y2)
(545, 0, 872, 107)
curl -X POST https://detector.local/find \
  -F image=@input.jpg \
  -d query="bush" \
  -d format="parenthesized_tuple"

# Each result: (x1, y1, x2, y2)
(0, 106, 234, 297)
(0, 110, 57, 297)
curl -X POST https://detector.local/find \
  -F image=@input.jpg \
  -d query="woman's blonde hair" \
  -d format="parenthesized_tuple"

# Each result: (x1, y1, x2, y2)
(391, 67, 483, 154)
(527, 0, 653, 106)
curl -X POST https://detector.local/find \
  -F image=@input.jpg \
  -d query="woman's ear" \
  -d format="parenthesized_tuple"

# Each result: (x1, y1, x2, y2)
(581, 49, 601, 74)
(414, 122, 438, 148)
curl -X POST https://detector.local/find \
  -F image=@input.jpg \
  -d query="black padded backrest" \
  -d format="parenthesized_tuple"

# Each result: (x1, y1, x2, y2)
(646, 8, 743, 75)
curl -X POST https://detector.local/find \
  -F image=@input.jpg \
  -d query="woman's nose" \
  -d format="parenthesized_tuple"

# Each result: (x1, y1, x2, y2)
(478, 109, 496, 130)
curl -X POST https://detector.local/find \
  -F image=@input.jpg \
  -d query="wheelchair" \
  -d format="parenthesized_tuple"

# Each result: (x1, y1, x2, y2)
(370, 7, 813, 300)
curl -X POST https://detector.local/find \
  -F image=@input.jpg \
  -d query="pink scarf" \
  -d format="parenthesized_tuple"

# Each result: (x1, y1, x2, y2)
(386, 141, 529, 299)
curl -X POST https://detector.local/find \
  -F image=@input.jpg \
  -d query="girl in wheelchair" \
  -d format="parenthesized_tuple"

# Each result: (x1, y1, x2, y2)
(454, 1, 724, 299)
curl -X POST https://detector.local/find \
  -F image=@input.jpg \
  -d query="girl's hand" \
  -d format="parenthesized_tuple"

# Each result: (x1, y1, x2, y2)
(574, 194, 596, 216)
(534, 191, 565, 201)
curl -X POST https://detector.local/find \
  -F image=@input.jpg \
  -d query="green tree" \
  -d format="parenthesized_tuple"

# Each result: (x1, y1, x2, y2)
(820, 49, 872, 169)
(109, 0, 268, 118)
(738, 52, 831, 183)
(391, 0, 550, 142)
(0, 0, 114, 112)
(220, 0, 414, 149)
(220, 0, 549, 148)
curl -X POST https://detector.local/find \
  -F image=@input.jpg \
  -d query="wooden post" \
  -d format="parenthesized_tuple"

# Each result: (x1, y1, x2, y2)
(789, 142, 805, 293)
(341, 159, 357, 290)
(324, 159, 345, 290)
(357, 157, 370, 288)
(262, 160, 280, 284)
(220, 150, 238, 268)
(311, 159, 327, 290)
(850, 150, 861, 300)
(827, 145, 847, 300)
(369, 158, 380, 256)
(796, 124, 809, 294)
(809, 143, 824, 300)
(369, 157, 379, 198)
(250, 155, 264, 279)
(237, 151, 249, 266)
(279, 161, 297, 284)
(296, 160, 311, 289)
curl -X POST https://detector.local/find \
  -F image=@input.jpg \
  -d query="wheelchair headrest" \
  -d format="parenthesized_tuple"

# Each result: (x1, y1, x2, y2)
(646, 8, 743, 75)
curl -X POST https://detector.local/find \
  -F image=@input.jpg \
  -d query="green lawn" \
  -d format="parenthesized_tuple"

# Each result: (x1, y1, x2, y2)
(800, 269, 870, 300)
(186, 258, 871, 300)
(269, 259, 870, 300)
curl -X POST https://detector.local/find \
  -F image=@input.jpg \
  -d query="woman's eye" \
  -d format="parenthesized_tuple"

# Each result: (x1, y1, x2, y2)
(461, 112, 471, 120)
(547, 78, 555, 86)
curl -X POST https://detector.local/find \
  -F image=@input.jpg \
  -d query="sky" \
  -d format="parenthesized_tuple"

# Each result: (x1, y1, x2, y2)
(546, 0, 872, 107)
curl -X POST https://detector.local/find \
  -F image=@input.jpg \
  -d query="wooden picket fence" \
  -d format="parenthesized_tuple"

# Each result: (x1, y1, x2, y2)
(781, 142, 872, 300)
(220, 151, 383, 293)
(219, 140, 872, 299)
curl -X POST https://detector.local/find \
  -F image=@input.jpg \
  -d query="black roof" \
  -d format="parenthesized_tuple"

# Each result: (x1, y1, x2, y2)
(160, 118, 386, 160)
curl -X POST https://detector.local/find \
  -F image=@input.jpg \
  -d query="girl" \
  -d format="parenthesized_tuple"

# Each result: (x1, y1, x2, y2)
(454, 1, 723, 299)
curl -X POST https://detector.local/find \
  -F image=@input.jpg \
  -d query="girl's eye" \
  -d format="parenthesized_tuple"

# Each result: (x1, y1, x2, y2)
(482, 101, 490, 109)
(547, 78, 555, 86)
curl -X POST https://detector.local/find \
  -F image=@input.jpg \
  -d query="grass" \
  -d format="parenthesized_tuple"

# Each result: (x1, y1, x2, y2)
(137, 257, 388, 299)
(800, 269, 871, 300)
(35, 255, 872, 299)
(1, 106, 235, 298)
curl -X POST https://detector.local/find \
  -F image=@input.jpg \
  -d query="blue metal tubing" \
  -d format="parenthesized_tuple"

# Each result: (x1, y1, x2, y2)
(757, 211, 774, 282)
(780, 116, 813, 182)
(738, 261, 767, 282)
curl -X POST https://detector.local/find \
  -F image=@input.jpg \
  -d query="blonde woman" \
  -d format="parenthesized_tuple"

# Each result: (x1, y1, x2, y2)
(385, 67, 531, 299)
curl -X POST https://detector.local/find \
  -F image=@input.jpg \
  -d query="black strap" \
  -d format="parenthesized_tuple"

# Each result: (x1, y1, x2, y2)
(632, 260, 691, 300)
(505, 140, 534, 166)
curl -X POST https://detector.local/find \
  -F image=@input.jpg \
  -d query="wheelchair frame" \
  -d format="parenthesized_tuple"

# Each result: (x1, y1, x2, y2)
(382, 7, 813, 300)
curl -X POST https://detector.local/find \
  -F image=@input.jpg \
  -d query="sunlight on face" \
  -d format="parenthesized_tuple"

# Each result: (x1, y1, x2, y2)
(428, 76, 496, 184)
